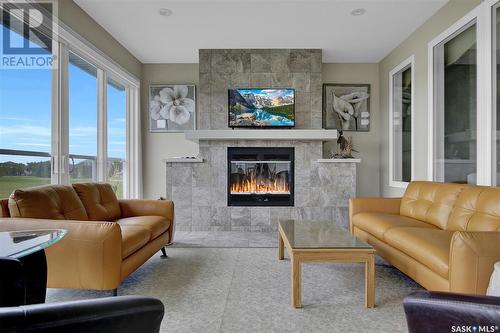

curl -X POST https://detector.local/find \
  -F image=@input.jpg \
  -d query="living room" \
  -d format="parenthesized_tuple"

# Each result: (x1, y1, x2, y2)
(0, 0, 499, 332)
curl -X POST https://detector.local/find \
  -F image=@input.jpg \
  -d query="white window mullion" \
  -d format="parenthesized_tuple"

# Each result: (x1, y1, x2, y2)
(428, 44, 446, 181)
(125, 86, 131, 198)
(486, 0, 500, 185)
(427, 41, 435, 181)
(97, 69, 107, 182)
(50, 42, 61, 184)
(389, 55, 415, 188)
(58, 43, 70, 185)
(477, 3, 493, 186)
(410, 61, 416, 182)
(492, 1, 500, 186)
(127, 86, 141, 198)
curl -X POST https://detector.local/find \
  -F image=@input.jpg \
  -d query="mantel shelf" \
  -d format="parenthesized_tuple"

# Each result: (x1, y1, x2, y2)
(317, 158, 361, 163)
(184, 129, 338, 142)
(163, 157, 204, 163)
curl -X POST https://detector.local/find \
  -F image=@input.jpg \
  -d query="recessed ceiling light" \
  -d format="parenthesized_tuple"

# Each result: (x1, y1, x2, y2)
(351, 8, 366, 16)
(158, 8, 173, 17)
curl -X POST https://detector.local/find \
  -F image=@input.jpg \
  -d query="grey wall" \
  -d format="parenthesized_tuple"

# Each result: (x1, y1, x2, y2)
(378, 0, 480, 197)
(141, 64, 199, 199)
(322, 64, 380, 197)
(198, 49, 323, 129)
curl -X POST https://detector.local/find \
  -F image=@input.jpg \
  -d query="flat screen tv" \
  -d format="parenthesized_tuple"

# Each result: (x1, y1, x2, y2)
(228, 88, 295, 128)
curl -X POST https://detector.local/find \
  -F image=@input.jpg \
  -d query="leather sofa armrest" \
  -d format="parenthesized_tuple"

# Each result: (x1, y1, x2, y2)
(349, 197, 402, 232)
(119, 199, 174, 220)
(0, 218, 122, 290)
(449, 231, 500, 294)
(119, 200, 175, 244)
(0, 296, 164, 333)
(403, 290, 500, 333)
(0, 198, 9, 217)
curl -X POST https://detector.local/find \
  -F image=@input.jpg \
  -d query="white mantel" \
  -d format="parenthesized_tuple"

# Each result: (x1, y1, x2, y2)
(163, 157, 204, 163)
(184, 129, 338, 142)
(317, 158, 361, 163)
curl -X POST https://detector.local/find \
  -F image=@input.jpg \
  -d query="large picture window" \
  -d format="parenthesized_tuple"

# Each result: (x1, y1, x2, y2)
(428, 0, 483, 185)
(432, 22, 477, 184)
(389, 56, 414, 187)
(69, 52, 98, 184)
(0, 15, 53, 197)
(0, 4, 140, 198)
(107, 78, 127, 198)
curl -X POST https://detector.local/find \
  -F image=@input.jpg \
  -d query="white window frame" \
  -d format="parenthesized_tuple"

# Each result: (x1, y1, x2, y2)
(59, 28, 141, 198)
(6, 3, 142, 198)
(58, 23, 141, 197)
(427, 5, 489, 185)
(486, 0, 500, 186)
(389, 55, 415, 188)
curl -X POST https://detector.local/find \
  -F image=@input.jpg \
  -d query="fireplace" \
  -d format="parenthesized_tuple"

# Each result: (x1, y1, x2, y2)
(227, 147, 294, 206)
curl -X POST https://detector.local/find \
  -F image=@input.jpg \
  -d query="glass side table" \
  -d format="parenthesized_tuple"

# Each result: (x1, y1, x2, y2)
(0, 229, 66, 307)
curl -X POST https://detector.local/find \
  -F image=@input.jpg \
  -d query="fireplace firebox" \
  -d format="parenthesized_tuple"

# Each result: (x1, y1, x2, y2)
(228, 147, 294, 206)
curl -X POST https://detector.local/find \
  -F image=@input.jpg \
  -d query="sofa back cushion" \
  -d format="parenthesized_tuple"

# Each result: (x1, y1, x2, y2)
(400, 181, 465, 229)
(8, 184, 88, 220)
(72, 183, 121, 221)
(448, 185, 500, 231)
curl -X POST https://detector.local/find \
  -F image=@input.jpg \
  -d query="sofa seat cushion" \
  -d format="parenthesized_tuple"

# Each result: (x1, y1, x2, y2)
(384, 227, 454, 278)
(72, 183, 121, 221)
(120, 225, 151, 258)
(116, 216, 170, 240)
(352, 212, 437, 240)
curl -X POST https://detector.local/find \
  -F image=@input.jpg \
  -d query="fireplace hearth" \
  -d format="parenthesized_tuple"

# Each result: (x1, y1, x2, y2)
(228, 147, 294, 206)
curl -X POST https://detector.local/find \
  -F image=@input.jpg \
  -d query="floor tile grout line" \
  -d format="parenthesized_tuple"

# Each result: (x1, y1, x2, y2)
(217, 248, 241, 333)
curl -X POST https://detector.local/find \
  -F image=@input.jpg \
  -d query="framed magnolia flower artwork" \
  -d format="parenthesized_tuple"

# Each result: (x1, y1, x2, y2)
(149, 84, 196, 132)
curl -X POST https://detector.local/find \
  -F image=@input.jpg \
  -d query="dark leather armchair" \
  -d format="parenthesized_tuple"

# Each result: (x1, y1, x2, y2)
(0, 295, 164, 333)
(404, 291, 500, 333)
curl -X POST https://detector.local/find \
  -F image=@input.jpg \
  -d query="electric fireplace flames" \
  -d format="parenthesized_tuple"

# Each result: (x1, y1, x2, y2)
(230, 162, 291, 194)
(228, 147, 294, 206)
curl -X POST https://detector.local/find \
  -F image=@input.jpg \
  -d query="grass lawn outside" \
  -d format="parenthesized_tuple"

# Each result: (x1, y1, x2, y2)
(0, 176, 123, 198)
(0, 176, 51, 198)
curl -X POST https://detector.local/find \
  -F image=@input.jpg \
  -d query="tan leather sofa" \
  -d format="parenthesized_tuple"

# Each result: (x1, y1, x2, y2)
(0, 183, 174, 292)
(350, 181, 500, 295)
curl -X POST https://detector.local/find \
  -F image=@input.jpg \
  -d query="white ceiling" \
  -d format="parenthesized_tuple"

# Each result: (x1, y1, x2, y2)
(74, 0, 448, 63)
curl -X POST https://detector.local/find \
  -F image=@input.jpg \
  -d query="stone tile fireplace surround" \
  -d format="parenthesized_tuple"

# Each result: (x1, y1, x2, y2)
(165, 49, 357, 232)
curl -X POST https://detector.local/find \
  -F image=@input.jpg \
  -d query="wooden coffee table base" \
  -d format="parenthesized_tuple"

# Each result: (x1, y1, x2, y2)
(278, 225, 375, 309)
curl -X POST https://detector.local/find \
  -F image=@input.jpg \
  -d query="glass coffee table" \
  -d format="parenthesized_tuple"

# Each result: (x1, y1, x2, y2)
(0, 229, 66, 306)
(278, 220, 375, 308)
(0, 229, 67, 258)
